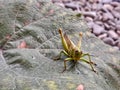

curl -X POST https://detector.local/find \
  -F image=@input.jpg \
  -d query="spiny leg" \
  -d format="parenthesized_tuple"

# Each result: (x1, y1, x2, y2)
(53, 50, 69, 60)
(80, 58, 96, 73)
(62, 58, 73, 73)
(82, 53, 97, 66)
(81, 53, 96, 72)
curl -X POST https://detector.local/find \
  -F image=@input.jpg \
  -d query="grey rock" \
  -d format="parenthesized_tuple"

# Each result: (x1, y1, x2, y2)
(116, 25, 120, 30)
(117, 41, 120, 48)
(102, 0, 112, 3)
(115, 39, 120, 48)
(113, 46, 119, 50)
(96, 11, 103, 20)
(106, 12, 114, 20)
(0, 0, 120, 90)
(92, 3, 98, 10)
(108, 30, 119, 39)
(54, 2, 65, 7)
(92, 24, 105, 35)
(103, 4, 114, 11)
(108, 20, 116, 26)
(110, 1, 120, 7)
(85, 16, 93, 22)
(111, 10, 120, 18)
(110, 25, 116, 30)
(103, 37, 115, 46)
(62, 0, 71, 3)
(117, 30, 120, 36)
(104, 23, 110, 30)
(116, 20, 120, 24)
(86, 2, 92, 9)
(82, 11, 96, 18)
(64, 2, 78, 10)
(95, 21, 104, 26)
(102, 13, 109, 21)
(98, 33, 108, 40)
(87, 21, 94, 29)
(84, 6, 91, 11)
(114, 6, 120, 12)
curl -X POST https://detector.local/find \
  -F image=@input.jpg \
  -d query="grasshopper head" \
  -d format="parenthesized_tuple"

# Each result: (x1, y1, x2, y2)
(74, 50, 82, 60)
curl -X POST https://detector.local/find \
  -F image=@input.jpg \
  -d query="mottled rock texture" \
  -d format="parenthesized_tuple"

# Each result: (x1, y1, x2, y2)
(0, 0, 120, 90)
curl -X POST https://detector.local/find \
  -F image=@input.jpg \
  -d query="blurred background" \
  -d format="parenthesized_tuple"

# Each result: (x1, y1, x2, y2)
(51, 0, 120, 50)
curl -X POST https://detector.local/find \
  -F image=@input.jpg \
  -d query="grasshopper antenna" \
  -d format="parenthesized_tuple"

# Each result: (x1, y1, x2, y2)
(77, 32, 83, 49)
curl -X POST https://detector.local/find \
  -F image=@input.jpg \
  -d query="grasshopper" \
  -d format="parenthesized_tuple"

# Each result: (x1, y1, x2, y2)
(54, 28, 96, 73)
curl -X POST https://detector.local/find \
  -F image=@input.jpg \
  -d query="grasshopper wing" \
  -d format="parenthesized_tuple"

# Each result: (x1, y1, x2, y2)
(64, 33, 76, 51)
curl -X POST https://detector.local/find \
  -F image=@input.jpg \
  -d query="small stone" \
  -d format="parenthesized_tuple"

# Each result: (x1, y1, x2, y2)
(115, 39, 120, 48)
(103, 4, 113, 11)
(95, 21, 103, 26)
(92, 24, 106, 35)
(84, 6, 91, 11)
(107, 12, 114, 20)
(87, 21, 94, 29)
(98, 33, 108, 40)
(62, 0, 71, 3)
(108, 20, 116, 26)
(116, 21, 120, 25)
(113, 46, 119, 50)
(116, 30, 120, 36)
(115, 6, 120, 12)
(95, 12, 103, 20)
(82, 11, 96, 18)
(85, 16, 93, 22)
(101, 6, 109, 12)
(102, 0, 112, 3)
(97, 3, 103, 10)
(101, 11, 114, 20)
(104, 23, 110, 30)
(110, 26, 116, 30)
(54, 3, 65, 7)
(86, 2, 92, 9)
(116, 25, 120, 30)
(118, 42, 120, 49)
(111, 10, 120, 18)
(102, 13, 109, 21)
(92, 3, 98, 10)
(108, 30, 119, 40)
(52, 0, 62, 3)
(103, 37, 115, 46)
(89, 0, 95, 3)
(110, 2, 120, 7)
(64, 2, 78, 10)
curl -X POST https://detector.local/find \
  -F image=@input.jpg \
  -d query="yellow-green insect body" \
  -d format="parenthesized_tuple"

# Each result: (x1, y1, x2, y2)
(59, 29, 82, 60)
(55, 28, 96, 73)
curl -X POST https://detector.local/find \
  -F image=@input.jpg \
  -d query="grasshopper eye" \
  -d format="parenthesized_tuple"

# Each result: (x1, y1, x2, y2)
(75, 50, 82, 55)
(75, 50, 80, 55)
(75, 50, 79, 53)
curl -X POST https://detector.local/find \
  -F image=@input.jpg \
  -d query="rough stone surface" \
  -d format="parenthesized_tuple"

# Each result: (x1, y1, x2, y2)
(0, 0, 120, 90)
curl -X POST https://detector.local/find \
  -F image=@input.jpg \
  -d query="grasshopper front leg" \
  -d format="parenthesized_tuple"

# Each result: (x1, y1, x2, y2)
(81, 53, 97, 73)
(62, 58, 73, 73)
(82, 53, 97, 65)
